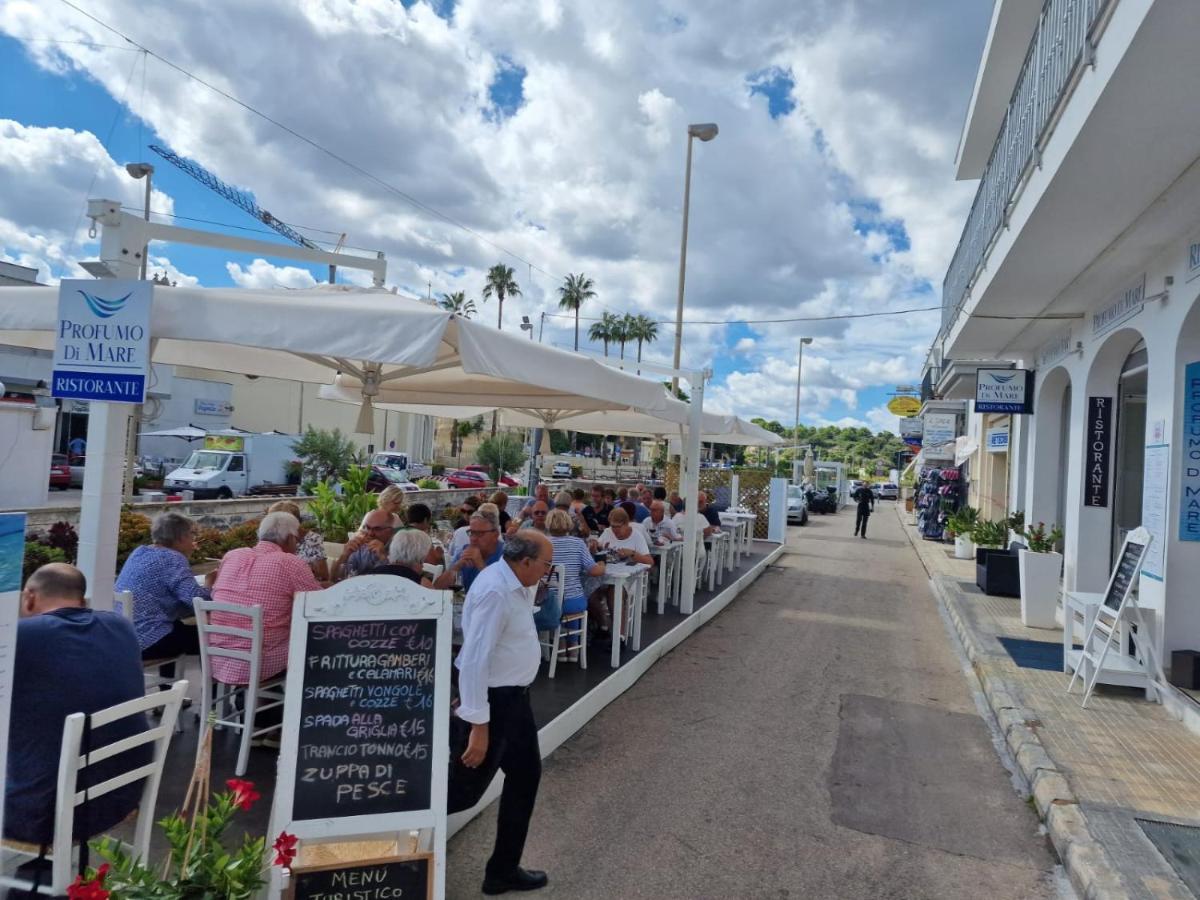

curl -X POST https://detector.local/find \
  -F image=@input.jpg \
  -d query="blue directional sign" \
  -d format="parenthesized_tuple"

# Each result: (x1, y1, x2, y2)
(52, 279, 151, 404)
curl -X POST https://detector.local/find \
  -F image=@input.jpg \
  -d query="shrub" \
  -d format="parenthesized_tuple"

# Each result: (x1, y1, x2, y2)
(23, 542, 66, 584)
(116, 510, 152, 572)
(1006, 509, 1026, 534)
(284, 460, 304, 485)
(1022, 521, 1063, 554)
(417, 478, 441, 490)
(191, 525, 227, 563)
(306, 466, 376, 543)
(46, 521, 79, 563)
(476, 434, 525, 483)
(291, 426, 362, 483)
(431, 463, 446, 476)
(219, 519, 262, 555)
(971, 519, 1008, 549)
(945, 506, 978, 538)
(570, 465, 583, 478)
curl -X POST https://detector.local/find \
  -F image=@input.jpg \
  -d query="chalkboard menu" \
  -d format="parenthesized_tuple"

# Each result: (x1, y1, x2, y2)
(1103, 540, 1145, 611)
(293, 619, 437, 821)
(288, 855, 431, 900)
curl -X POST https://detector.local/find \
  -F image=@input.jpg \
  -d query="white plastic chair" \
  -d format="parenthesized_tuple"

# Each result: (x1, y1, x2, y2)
(538, 565, 588, 678)
(0, 680, 188, 896)
(194, 598, 286, 777)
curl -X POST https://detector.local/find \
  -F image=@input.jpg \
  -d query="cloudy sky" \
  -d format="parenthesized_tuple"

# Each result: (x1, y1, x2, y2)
(0, 0, 991, 431)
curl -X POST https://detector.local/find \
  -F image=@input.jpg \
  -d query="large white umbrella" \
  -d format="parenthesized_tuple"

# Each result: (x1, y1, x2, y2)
(138, 425, 207, 439)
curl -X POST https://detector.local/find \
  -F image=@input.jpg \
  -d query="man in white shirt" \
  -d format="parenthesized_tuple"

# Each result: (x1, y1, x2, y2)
(449, 531, 553, 895)
(645, 500, 681, 543)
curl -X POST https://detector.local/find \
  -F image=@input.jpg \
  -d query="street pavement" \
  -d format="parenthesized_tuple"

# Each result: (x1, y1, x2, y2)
(446, 505, 1070, 898)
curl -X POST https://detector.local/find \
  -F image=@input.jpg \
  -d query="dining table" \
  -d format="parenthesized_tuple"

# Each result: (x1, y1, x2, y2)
(649, 541, 682, 614)
(599, 561, 651, 668)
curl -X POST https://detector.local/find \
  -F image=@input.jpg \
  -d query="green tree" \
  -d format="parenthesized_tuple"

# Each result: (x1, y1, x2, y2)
(439, 290, 476, 319)
(291, 426, 361, 483)
(588, 311, 621, 356)
(628, 313, 659, 366)
(477, 433, 525, 482)
(482, 263, 521, 330)
(615, 313, 634, 359)
(557, 273, 596, 351)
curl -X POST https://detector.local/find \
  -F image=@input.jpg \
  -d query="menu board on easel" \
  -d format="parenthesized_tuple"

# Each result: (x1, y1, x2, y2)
(1103, 538, 1147, 611)
(271, 575, 452, 900)
(285, 854, 432, 900)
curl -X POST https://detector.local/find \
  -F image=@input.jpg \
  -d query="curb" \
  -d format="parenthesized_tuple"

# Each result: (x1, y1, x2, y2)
(899, 508, 1128, 899)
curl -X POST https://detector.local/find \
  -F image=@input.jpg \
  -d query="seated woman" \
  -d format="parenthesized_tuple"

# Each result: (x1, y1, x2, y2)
(115, 511, 213, 667)
(597, 508, 652, 565)
(540, 509, 604, 637)
(374, 529, 434, 586)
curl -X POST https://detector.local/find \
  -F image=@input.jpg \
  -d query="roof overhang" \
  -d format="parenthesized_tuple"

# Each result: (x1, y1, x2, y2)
(936, 359, 1015, 401)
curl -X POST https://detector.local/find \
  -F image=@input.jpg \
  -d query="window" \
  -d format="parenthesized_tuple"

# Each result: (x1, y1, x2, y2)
(227, 455, 245, 473)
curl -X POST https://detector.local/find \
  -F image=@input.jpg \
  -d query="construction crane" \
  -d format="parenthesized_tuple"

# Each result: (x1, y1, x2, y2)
(149, 145, 350, 283)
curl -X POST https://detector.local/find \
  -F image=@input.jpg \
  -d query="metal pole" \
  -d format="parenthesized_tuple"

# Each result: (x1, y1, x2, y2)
(538, 311, 545, 343)
(670, 135, 695, 395)
(139, 171, 151, 280)
(792, 337, 811, 483)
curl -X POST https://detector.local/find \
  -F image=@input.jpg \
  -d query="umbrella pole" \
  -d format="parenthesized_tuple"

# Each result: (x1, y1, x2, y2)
(77, 402, 132, 611)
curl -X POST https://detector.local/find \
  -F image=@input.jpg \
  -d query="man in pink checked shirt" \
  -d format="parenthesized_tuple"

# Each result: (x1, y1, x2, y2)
(209, 512, 322, 688)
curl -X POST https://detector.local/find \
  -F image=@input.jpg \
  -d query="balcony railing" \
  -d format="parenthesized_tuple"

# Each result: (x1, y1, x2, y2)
(941, 0, 1115, 334)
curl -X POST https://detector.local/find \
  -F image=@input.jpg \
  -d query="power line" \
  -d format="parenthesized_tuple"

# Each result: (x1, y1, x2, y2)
(543, 306, 944, 326)
(55, 0, 558, 280)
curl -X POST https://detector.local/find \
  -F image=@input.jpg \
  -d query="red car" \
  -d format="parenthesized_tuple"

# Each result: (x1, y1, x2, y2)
(49, 454, 71, 490)
(443, 469, 491, 489)
(463, 465, 519, 487)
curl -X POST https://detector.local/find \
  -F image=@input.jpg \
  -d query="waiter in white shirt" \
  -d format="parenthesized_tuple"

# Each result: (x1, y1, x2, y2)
(449, 530, 552, 896)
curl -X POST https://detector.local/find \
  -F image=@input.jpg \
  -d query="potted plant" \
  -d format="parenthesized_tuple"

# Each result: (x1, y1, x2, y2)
(971, 519, 1008, 555)
(946, 507, 979, 559)
(1006, 509, 1025, 546)
(1018, 521, 1063, 629)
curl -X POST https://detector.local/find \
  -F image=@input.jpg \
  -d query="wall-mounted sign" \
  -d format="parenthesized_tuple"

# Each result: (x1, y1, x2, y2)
(975, 368, 1034, 414)
(1142, 443, 1168, 579)
(203, 434, 245, 452)
(52, 279, 151, 404)
(1092, 274, 1145, 339)
(922, 412, 957, 461)
(1037, 328, 1074, 370)
(1086, 396, 1113, 508)
(194, 398, 234, 416)
(1187, 234, 1200, 284)
(986, 427, 1010, 452)
(1179, 362, 1200, 541)
(887, 396, 922, 417)
(898, 417, 923, 438)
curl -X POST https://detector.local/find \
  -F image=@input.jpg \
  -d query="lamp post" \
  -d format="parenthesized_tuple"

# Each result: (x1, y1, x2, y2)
(124, 163, 154, 280)
(122, 162, 154, 502)
(520, 315, 534, 340)
(670, 122, 718, 394)
(793, 337, 813, 483)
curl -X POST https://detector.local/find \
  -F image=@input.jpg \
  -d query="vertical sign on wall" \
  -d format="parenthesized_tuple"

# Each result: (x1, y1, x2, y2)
(1142, 444, 1169, 580)
(52, 279, 152, 404)
(0, 512, 27, 844)
(1179, 362, 1200, 541)
(1085, 397, 1113, 508)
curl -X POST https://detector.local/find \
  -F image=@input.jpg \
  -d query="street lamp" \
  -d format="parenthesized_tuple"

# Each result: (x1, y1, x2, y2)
(124, 162, 154, 281)
(670, 122, 718, 393)
(520, 315, 534, 340)
(793, 337, 813, 483)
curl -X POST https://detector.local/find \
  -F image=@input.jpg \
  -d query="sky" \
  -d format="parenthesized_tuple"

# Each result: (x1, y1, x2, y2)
(0, 0, 992, 433)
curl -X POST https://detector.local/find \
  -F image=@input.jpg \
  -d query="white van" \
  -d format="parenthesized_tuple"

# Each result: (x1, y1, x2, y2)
(165, 432, 296, 499)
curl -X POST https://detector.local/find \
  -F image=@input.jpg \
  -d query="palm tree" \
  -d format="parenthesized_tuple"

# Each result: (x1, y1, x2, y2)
(557, 273, 596, 351)
(439, 290, 476, 319)
(615, 313, 635, 360)
(629, 314, 659, 368)
(482, 263, 521, 330)
(588, 312, 621, 356)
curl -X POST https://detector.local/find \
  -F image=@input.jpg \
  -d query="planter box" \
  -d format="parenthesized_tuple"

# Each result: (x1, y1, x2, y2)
(954, 535, 975, 559)
(1019, 549, 1062, 629)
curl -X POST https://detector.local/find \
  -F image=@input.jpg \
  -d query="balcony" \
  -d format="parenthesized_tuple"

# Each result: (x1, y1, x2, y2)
(941, 0, 1114, 333)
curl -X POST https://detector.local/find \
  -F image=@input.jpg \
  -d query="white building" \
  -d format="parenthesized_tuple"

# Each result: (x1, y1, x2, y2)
(926, 0, 1200, 664)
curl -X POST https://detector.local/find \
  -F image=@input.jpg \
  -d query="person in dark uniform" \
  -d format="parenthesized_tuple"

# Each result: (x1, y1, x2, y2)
(448, 531, 553, 895)
(852, 483, 875, 538)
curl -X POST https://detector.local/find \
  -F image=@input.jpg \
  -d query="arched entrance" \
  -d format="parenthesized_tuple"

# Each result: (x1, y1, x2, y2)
(1027, 366, 1072, 531)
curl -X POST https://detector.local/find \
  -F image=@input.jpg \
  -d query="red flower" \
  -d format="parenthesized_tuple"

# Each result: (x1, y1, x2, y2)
(66, 863, 110, 900)
(272, 830, 299, 868)
(225, 778, 261, 811)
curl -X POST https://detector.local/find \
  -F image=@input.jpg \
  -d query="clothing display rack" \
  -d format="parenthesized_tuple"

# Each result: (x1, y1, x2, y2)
(915, 467, 962, 541)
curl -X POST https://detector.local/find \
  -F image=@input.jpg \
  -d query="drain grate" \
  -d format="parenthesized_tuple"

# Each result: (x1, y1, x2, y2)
(1137, 818, 1200, 895)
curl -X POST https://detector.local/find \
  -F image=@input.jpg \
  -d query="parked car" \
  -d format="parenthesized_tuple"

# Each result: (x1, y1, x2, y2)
(443, 469, 491, 489)
(875, 482, 899, 500)
(70, 456, 143, 487)
(365, 466, 421, 493)
(786, 485, 809, 525)
(49, 454, 71, 490)
(462, 464, 519, 487)
(551, 461, 573, 478)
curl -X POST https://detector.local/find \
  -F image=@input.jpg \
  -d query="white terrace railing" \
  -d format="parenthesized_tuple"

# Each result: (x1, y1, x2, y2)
(940, 0, 1117, 336)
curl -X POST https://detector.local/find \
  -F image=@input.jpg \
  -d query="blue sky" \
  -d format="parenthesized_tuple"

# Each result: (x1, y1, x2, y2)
(0, 2, 989, 432)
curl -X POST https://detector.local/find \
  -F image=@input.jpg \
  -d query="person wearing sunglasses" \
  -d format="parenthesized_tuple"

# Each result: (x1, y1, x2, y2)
(331, 508, 400, 582)
(434, 511, 504, 591)
(449, 531, 553, 895)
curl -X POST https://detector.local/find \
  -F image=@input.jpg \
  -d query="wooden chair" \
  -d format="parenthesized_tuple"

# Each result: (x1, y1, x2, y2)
(194, 599, 286, 777)
(0, 680, 188, 896)
(538, 565, 588, 678)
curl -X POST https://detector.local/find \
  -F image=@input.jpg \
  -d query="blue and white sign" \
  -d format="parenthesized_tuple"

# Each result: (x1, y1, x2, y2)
(975, 368, 1034, 414)
(986, 427, 1010, 452)
(1179, 361, 1200, 541)
(52, 279, 151, 404)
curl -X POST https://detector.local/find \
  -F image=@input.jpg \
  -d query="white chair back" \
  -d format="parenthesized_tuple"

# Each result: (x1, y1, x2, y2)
(112, 591, 134, 622)
(0, 680, 187, 895)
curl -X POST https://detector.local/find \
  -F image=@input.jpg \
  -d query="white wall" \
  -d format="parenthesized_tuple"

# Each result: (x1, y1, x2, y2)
(0, 402, 53, 509)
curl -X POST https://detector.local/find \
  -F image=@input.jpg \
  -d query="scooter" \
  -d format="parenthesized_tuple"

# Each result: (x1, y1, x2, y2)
(805, 486, 839, 514)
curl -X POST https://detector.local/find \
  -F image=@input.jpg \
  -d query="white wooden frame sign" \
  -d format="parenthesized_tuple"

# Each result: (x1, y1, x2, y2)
(269, 575, 452, 900)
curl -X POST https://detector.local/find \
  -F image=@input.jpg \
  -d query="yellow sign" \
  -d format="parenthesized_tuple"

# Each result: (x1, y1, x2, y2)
(203, 434, 245, 452)
(886, 396, 921, 417)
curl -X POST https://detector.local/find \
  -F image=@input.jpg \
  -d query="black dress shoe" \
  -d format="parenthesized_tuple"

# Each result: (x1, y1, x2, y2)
(481, 867, 549, 895)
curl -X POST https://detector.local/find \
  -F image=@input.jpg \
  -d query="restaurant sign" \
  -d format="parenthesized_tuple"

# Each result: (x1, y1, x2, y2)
(887, 396, 922, 417)
(52, 279, 151, 404)
(1086, 397, 1113, 508)
(975, 368, 1034, 414)
(923, 412, 957, 461)
(1037, 327, 1073, 370)
(1092, 275, 1145, 339)
(1179, 361, 1200, 541)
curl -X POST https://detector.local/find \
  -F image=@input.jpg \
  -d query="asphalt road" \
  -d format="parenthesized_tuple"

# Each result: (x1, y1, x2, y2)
(447, 506, 1069, 899)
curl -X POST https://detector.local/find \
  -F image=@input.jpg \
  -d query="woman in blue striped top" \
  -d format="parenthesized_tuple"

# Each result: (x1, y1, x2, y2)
(542, 509, 605, 637)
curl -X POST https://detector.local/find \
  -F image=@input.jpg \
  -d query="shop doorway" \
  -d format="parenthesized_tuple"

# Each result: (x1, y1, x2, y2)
(1111, 345, 1147, 564)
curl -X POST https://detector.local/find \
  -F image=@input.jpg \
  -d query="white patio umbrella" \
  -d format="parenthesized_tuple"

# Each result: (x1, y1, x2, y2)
(0, 283, 668, 602)
(138, 424, 207, 439)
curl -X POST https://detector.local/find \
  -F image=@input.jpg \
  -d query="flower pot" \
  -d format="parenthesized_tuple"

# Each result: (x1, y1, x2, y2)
(954, 534, 975, 559)
(1018, 549, 1062, 629)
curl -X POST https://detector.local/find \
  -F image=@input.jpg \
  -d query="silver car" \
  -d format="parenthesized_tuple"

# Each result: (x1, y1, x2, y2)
(786, 485, 809, 525)
(874, 482, 899, 500)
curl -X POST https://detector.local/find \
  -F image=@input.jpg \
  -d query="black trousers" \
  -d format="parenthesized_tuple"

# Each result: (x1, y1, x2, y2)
(447, 686, 541, 877)
(142, 620, 200, 680)
(855, 507, 871, 536)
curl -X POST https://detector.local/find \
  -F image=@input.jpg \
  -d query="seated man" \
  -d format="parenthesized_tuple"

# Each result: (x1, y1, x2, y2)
(696, 491, 723, 530)
(510, 500, 549, 534)
(115, 511, 215, 667)
(520, 483, 550, 514)
(6, 564, 150, 845)
(374, 529, 434, 585)
(209, 512, 322, 685)
(404, 502, 445, 565)
(434, 510, 504, 591)
(587, 484, 612, 530)
(331, 508, 400, 581)
(645, 500, 681, 543)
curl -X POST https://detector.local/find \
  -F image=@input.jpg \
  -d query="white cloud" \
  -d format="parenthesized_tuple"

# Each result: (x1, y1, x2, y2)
(733, 336, 756, 353)
(225, 259, 318, 290)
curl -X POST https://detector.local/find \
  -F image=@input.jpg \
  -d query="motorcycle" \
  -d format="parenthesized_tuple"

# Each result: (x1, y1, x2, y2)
(805, 486, 839, 514)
